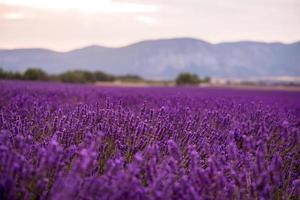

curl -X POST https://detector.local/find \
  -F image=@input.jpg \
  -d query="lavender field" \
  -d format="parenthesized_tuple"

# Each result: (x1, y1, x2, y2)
(0, 80, 299, 200)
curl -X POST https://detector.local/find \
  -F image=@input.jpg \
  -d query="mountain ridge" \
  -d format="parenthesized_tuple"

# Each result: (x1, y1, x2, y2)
(0, 38, 299, 79)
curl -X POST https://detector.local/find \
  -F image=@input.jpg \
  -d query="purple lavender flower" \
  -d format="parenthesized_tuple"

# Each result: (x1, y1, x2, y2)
(0, 80, 299, 199)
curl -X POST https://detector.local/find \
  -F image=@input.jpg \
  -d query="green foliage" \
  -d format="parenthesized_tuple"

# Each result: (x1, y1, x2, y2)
(202, 76, 211, 83)
(59, 70, 116, 83)
(24, 68, 48, 80)
(0, 68, 117, 83)
(0, 68, 7, 79)
(94, 71, 115, 82)
(1, 67, 211, 86)
(175, 73, 211, 86)
(0, 68, 23, 80)
(117, 74, 143, 82)
(59, 70, 96, 83)
(176, 73, 200, 85)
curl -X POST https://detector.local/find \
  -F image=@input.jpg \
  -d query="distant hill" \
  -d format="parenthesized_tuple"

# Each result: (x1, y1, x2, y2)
(0, 38, 299, 79)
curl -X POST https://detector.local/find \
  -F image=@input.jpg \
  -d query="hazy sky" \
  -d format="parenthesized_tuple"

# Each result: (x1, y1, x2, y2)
(0, 0, 299, 51)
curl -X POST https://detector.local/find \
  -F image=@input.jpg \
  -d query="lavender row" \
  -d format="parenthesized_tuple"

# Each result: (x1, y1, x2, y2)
(0, 80, 299, 200)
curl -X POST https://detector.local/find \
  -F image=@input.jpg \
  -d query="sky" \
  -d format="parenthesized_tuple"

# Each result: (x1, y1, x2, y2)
(0, 0, 299, 51)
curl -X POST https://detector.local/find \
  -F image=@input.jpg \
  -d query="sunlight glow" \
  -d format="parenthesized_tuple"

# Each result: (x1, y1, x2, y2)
(0, 0, 161, 13)
(2, 12, 24, 19)
(134, 16, 158, 25)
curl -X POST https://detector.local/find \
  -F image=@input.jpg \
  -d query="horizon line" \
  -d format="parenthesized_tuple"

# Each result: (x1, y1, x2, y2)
(1, 37, 300, 53)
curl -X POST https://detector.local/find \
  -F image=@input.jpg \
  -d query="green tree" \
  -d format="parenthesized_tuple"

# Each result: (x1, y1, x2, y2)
(175, 73, 200, 85)
(24, 68, 48, 80)
(0, 68, 7, 79)
(59, 70, 96, 83)
(11, 72, 23, 80)
(201, 76, 211, 83)
(94, 71, 115, 82)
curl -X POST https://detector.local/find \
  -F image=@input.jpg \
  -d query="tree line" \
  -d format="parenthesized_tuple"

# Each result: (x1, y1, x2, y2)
(0, 68, 143, 83)
(0, 68, 210, 85)
(175, 73, 210, 85)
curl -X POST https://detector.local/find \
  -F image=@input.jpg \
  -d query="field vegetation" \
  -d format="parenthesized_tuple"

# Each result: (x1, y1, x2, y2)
(0, 80, 299, 199)
(0, 68, 210, 86)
